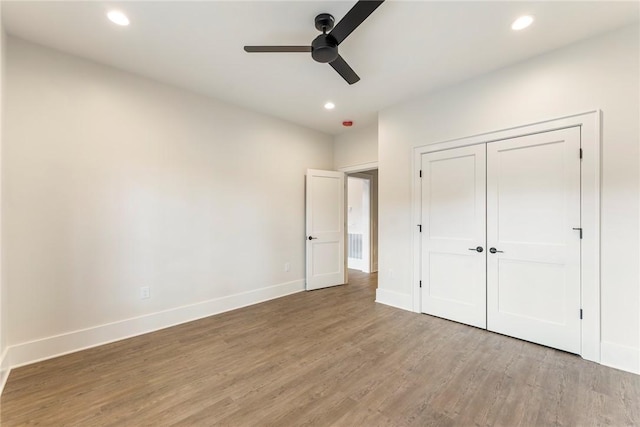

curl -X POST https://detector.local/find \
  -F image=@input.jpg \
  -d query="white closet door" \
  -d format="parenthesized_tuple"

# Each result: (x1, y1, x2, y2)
(421, 145, 486, 328)
(486, 127, 581, 354)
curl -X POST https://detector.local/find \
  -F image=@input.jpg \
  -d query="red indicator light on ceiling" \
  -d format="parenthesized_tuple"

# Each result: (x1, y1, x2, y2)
(342, 121, 353, 127)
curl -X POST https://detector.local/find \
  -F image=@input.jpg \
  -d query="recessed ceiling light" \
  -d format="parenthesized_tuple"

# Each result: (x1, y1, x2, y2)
(324, 102, 335, 110)
(107, 10, 130, 26)
(511, 15, 534, 31)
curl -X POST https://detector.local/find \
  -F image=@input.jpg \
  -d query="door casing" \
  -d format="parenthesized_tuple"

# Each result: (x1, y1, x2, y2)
(339, 162, 380, 278)
(412, 110, 601, 363)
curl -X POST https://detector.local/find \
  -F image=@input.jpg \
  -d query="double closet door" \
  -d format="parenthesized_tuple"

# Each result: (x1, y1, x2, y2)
(420, 127, 581, 354)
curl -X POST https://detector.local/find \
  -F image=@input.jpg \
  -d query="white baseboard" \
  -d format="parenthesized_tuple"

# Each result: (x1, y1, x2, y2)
(4, 280, 637, 396)
(375, 288, 412, 311)
(6, 279, 305, 371)
(0, 347, 10, 395)
(600, 341, 640, 375)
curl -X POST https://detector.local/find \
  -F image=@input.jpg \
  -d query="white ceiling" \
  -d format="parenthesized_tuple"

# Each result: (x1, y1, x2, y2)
(3, 1, 639, 135)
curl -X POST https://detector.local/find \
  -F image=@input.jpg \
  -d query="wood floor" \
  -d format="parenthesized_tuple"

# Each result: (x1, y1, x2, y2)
(2, 270, 639, 426)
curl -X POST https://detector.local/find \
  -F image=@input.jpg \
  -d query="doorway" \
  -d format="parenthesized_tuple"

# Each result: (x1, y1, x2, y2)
(304, 167, 378, 292)
(347, 170, 378, 275)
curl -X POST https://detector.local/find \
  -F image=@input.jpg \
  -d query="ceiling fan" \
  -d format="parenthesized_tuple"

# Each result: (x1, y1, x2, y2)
(244, 0, 385, 85)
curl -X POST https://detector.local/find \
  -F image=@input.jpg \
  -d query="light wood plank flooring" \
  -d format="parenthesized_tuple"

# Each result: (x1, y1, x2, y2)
(2, 270, 639, 426)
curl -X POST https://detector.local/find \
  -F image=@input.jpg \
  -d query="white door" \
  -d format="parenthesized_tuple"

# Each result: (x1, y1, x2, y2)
(487, 127, 581, 354)
(421, 145, 487, 328)
(306, 169, 345, 291)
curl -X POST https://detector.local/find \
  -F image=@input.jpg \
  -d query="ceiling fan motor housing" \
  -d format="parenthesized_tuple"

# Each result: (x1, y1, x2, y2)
(311, 34, 339, 63)
(314, 13, 335, 32)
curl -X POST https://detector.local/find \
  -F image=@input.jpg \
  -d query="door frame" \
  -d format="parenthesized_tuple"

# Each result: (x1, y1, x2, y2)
(339, 162, 379, 279)
(347, 173, 372, 273)
(411, 110, 601, 363)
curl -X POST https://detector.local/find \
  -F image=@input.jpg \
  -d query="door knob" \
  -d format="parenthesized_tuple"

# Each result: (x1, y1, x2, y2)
(308, 236, 318, 240)
(489, 247, 503, 254)
(468, 246, 483, 253)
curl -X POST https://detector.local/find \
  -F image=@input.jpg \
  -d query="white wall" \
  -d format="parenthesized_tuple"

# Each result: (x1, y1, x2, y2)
(378, 24, 640, 374)
(334, 124, 378, 170)
(347, 177, 365, 234)
(3, 37, 333, 367)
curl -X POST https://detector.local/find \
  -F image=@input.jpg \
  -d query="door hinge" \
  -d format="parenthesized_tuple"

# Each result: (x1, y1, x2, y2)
(580, 309, 583, 319)
(579, 148, 583, 159)
(419, 280, 422, 288)
(419, 170, 423, 178)
(417, 224, 422, 232)
(572, 227, 583, 239)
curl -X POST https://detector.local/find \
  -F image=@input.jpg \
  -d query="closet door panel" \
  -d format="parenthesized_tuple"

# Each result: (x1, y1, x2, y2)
(486, 127, 581, 354)
(421, 145, 486, 328)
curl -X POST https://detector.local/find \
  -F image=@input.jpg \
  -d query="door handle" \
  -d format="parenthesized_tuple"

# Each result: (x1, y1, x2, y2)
(308, 236, 318, 240)
(468, 246, 483, 253)
(489, 247, 503, 254)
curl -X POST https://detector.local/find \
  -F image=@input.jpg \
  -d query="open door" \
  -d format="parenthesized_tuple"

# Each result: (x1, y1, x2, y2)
(306, 169, 345, 290)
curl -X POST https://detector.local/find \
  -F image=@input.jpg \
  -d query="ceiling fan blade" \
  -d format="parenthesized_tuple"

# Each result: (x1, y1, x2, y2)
(329, 55, 360, 85)
(329, 0, 384, 45)
(244, 46, 312, 53)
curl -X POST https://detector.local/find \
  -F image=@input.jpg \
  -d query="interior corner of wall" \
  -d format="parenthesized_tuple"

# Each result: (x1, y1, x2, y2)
(0, 347, 10, 396)
(375, 288, 412, 312)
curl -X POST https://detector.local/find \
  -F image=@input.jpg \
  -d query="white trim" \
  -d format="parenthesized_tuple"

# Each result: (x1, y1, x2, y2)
(337, 161, 379, 173)
(6, 279, 304, 370)
(375, 288, 412, 311)
(411, 110, 601, 364)
(413, 110, 599, 153)
(412, 146, 423, 314)
(580, 111, 601, 364)
(348, 173, 373, 273)
(341, 165, 379, 277)
(0, 347, 9, 395)
(601, 341, 640, 374)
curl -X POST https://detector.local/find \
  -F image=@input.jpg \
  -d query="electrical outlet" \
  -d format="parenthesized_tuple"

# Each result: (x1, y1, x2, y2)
(140, 286, 150, 299)
(284, 262, 290, 272)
